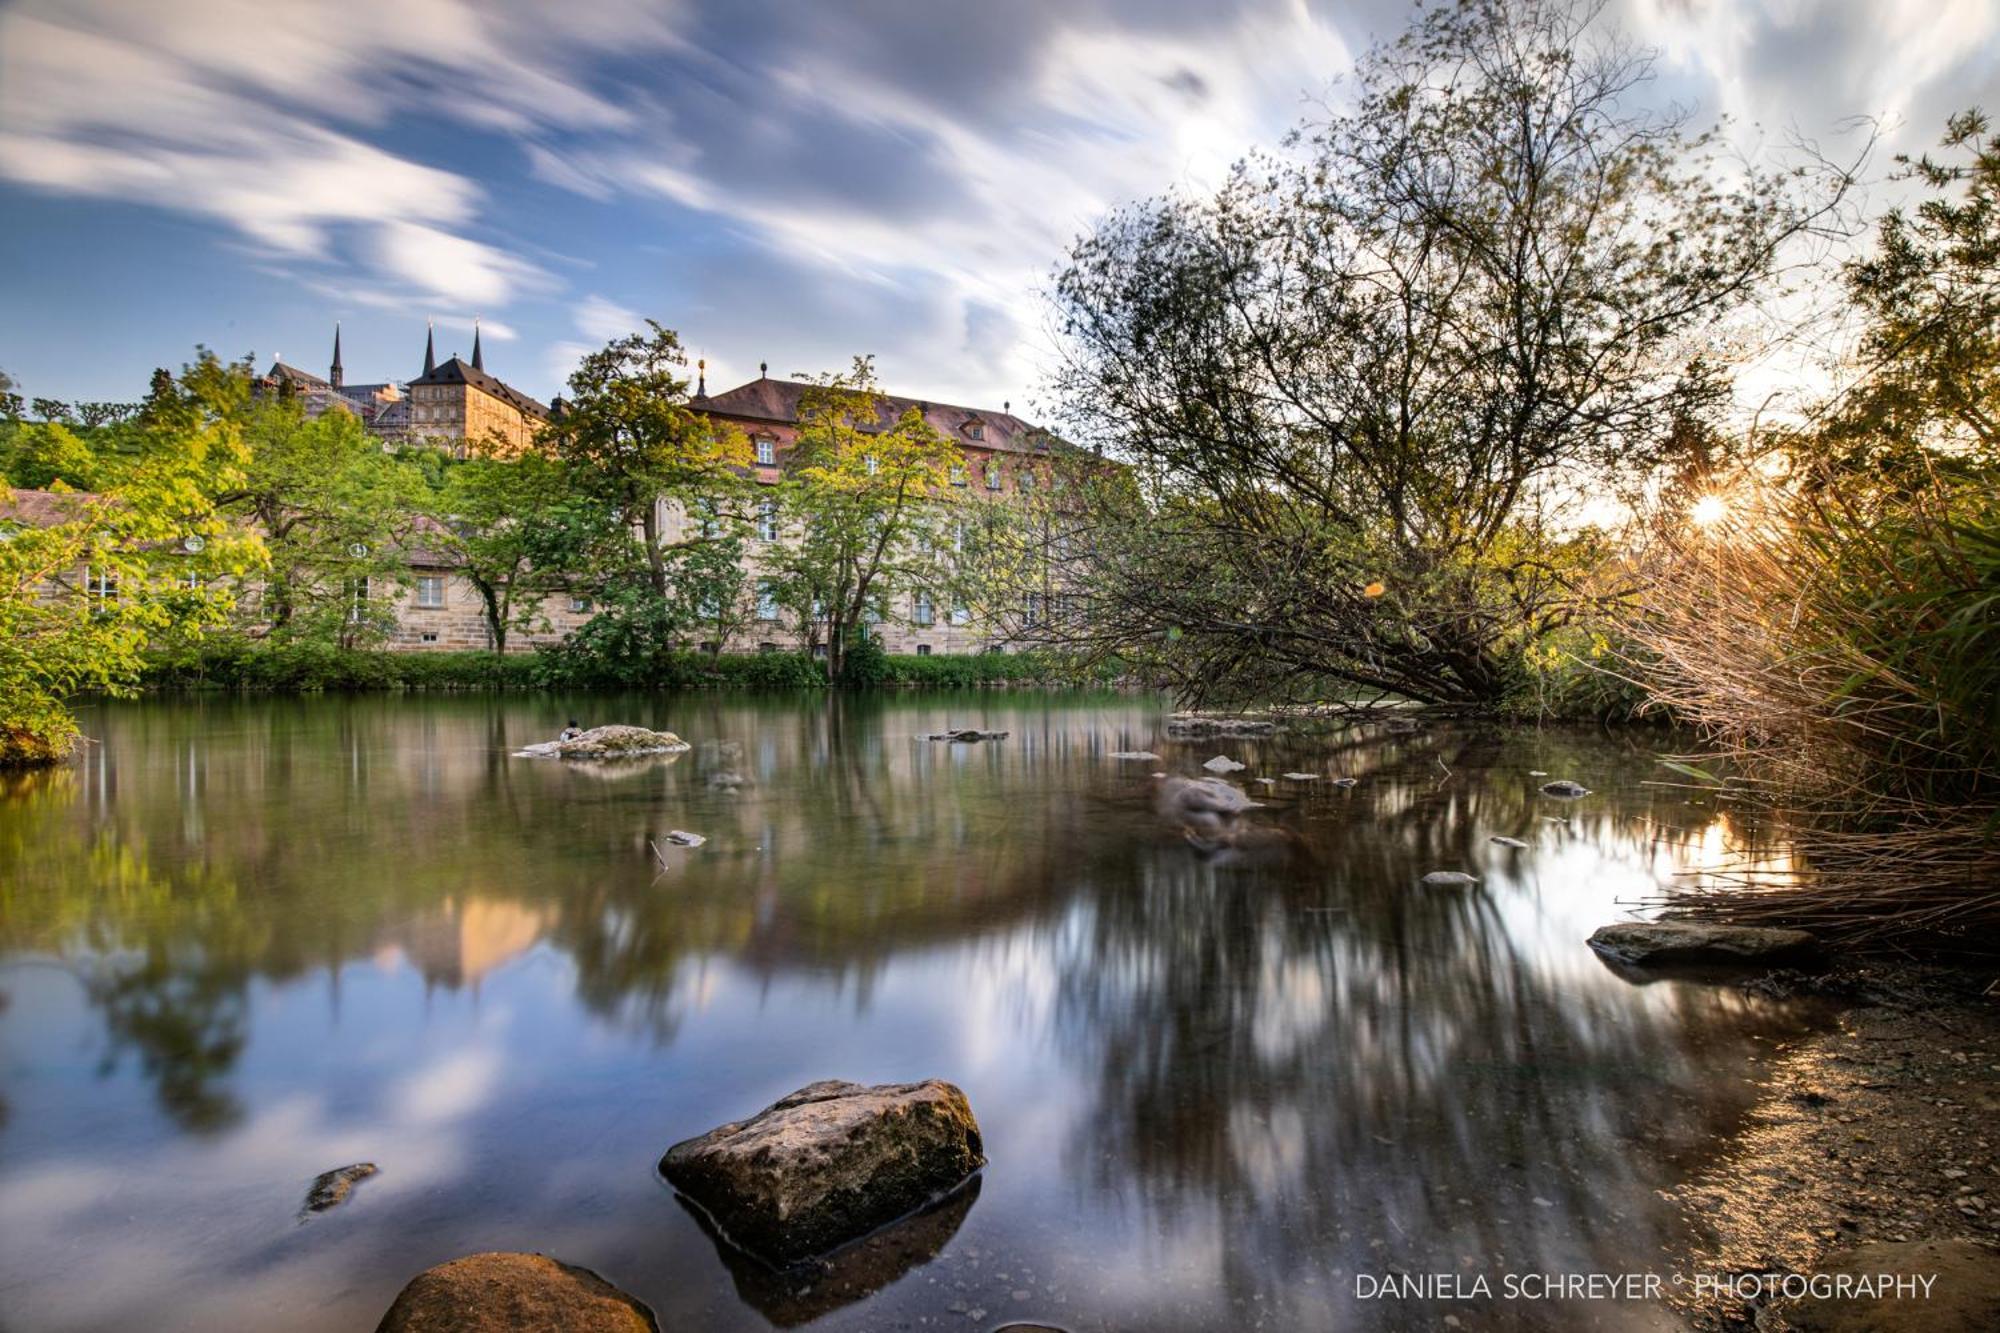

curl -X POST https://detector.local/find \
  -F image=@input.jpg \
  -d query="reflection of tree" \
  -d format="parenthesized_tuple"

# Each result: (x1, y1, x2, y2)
(1027, 726, 1814, 1326)
(86, 951, 248, 1133)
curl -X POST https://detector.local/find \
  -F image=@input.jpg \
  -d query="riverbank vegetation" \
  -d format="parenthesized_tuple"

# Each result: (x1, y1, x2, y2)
(1626, 112, 2000, 943)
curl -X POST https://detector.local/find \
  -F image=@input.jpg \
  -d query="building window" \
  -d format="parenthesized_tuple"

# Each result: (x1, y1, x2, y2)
(755, 437, 776, 466)
(984, 463, 1001, 490)
(85, 567, 118, 605)
(758, 498, 780, 542)
(950, 601, 970, 626)
(916, 643, 932, 656)
(1025, 592, 1045, 627)
(949, 463, 967, 487)
(756, 580, 780, 621)
(1019, 470, 1035, 492)
(757, 641, 779, 654)
(912, 592, 934, 626)
(864, 453, 879, 475)
(415, 575, 445, 608)
(420, 632, 439, 643)
(966, 421, 984, 441)
(347, 576, 371, 624)
(698, 640, 720, 655)
(696, 497, 720, 539)
(569, 596, 593, 614)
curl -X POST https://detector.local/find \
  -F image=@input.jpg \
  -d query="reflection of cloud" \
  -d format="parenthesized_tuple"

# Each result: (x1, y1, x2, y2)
(393, 1047, 502, 1124)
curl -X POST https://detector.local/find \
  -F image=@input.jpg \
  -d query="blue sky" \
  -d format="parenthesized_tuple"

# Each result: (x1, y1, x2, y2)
(2, 0, 1995, 415)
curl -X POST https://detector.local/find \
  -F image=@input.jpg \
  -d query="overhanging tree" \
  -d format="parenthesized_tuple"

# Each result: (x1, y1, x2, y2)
(1043, 0, 1856, 709)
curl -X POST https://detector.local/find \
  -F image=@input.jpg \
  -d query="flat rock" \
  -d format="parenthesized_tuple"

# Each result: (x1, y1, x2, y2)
(1539, 779, 1591, 798)
(1757, 1239, 2000, 1331)
(659, 1079, 985, 1267)
(1165, 714, 1278, 738)
(1281, 772, 1318, 781)
(517, 725, 690, 760)
(301, 1162, 377, 1216)
(375, 1252, 656, 1332)
(1587, 921, 1821, 967)
(663, 830, 705, 848)
(1201, 755, 1246, 773)
(1420, 871, 1479, 887)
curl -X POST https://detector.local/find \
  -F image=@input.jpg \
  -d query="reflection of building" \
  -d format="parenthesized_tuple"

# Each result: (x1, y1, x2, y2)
(387, 898, 549, 988)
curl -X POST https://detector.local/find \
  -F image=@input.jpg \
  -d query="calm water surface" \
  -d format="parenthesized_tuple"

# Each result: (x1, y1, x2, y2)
(0, 692, 1816, 1331)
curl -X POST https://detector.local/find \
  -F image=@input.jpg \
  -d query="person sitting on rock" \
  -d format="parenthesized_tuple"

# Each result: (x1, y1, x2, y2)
(559, 719, 583, 742)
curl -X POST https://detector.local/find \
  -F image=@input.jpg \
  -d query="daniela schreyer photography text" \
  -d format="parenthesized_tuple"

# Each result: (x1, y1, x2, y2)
(1355, 1270, 1942, 1303)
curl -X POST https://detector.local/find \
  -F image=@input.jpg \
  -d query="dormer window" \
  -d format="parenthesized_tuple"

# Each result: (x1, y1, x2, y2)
(965, 420, 984, 441)
(755, 437, 776, 466)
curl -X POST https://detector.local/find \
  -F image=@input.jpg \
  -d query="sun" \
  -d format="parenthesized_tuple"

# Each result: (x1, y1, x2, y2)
(1690, 494, 1728, 528)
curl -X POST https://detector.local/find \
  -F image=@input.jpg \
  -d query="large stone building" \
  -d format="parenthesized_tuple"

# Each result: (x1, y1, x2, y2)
(674, 364, 1066, 656)
(259, 324, 546, 454)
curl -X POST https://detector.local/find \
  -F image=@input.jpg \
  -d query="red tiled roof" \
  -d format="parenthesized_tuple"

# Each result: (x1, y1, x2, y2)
(0, 487, 97, 528)
(693, 377, 1058, 455)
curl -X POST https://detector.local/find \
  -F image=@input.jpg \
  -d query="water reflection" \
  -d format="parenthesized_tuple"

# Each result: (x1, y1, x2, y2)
(0, 696, 1817, 1331)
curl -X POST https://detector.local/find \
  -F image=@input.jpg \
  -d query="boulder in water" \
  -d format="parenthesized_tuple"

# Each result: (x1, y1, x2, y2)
(375, 1252, 657, 1332)
(1587, 921, 1821, 967)
(1201, 755, 1246, 774)
(1539, 779, 1591, 798)
(517, 725, 690, 760)
(659, 1079, 985, 1267)
(301, 1162, 376, 1216)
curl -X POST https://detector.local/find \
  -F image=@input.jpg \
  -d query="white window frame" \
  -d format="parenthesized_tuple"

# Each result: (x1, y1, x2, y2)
(415, 575, 445, 609)
(912, 592, 934, 626)
(757, 498, 780, 542)
(755, 436, 777, 466)
(756, 580, 780, 621)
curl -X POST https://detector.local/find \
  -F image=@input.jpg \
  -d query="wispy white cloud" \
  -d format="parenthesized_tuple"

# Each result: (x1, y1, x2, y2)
(573, 294, 646, 343)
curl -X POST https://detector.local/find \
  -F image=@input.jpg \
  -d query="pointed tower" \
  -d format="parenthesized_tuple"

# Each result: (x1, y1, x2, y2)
(423, 321, 437, 376)
(471, 319, 485, 372)
(330, 322, 344, 389)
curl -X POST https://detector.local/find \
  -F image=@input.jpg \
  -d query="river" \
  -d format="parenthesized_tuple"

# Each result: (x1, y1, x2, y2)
(0, 692, 1818, 1330)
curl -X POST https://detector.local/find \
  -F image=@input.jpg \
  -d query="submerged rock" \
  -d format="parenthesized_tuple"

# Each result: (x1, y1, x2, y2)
(659, 1079, 985, 1268)
(375, 1252, 657, 1332)
(301, 1162, 377, 1216)
(1587, 921, 1821, 967)
(1281, 772, 1319, 781)
(1758, 1238, 2000, 1331)
(1539, 779, 1591, 798)
(1420, 871, 1479, 887)
(1330, 776, 1359, 788)
(1156, 776, 1263, 846)
(517, 725, 691, 760)
(1201, 755, 1247, 774)
(1165, 714, 1278, 739)
(1107, 751, 1160, 761)
(663, 830, 706, 848)
(930, 728, 1009, 742)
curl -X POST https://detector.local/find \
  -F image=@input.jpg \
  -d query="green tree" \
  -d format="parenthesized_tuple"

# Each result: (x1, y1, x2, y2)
(1044, 0, 1854, 710)
(433, 453, 617, 652)
(1, 390, 263, 765)
(4, 421, 102, 491)
(544, 321, 751, 601)
(192, 361, 428, 648)
(766, 360, 963, 680)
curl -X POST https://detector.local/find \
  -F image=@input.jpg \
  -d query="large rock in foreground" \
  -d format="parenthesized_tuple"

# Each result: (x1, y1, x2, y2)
(1588, 920, 1821, 967)
(1758, 1239, 2000, 1331)
(515, 725, 690, 760)
(375, 1252, 656, 1332)
(659, 1079, 984, 1267)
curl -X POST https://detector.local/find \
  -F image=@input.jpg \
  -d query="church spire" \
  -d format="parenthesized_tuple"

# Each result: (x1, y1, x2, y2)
(330, 322, 344, 389)
(696, 358, 706, 397)
(471, 319, 484, 372)
(422, 320, 436, 376)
